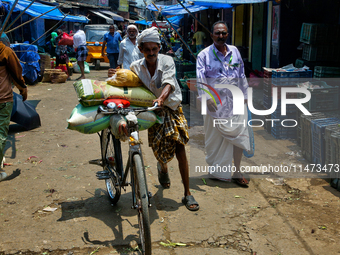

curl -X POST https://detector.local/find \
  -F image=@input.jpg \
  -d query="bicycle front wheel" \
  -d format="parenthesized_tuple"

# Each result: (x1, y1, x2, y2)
(101, 128, 122, 205)
(132, 154, 151, 255)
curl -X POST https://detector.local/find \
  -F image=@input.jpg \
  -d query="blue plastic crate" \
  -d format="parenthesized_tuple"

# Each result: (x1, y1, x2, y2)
(271, 125, 297, 139)
(311, 118, 340, 165)
(272, 70, 313, 87)
(271, 111, 298, 120)
(263, 94, 272, 109)
(272, 70, 313, 78)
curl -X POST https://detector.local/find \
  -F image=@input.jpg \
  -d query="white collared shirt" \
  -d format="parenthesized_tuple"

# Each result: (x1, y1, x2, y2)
(73, 30, 86, 49)
(117, 37, 143, 70)
(130, 54, 182, 110)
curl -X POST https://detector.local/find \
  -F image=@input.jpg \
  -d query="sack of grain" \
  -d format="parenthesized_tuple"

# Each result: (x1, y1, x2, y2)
(73, 79, 156, 107)
(41, 69, 63, 83)
(106, 69, 143, 87)
(51, 72, 68, 83)
(67, 104, 163, 134)
(67, 104, 111, 134)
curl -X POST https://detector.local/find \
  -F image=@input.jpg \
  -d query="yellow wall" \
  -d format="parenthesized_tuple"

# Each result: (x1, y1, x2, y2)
(234, 5, 244, 47)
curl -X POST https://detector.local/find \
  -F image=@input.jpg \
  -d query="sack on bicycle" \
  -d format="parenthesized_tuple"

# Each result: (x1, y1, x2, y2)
(110, 115, 129, 141)
(105, 69, 143, 87)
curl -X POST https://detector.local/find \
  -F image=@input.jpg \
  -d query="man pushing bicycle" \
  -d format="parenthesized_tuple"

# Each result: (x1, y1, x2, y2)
(129, 27, 199, 211)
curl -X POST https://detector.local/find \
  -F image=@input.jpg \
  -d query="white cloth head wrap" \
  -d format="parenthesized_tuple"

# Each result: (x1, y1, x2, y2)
(137, 27, 160, 46)
(127, 24, 138, 33)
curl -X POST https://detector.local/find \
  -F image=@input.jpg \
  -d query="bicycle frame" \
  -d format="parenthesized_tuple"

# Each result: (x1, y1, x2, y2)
(108, 114, 151, 209)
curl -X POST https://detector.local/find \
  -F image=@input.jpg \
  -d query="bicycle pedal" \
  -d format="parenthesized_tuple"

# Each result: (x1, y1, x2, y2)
(89, 159, 103, 167)
(96, 175, 110, 180)
(96, 171, 110, 180)
(96, 170, 108, 175)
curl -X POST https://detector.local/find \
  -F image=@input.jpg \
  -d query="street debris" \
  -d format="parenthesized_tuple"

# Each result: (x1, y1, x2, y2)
(89, 247, 99, 255)
(159, 240, 186, 247)
(43, 206, 58, 212)
(266, 178, 285, 185)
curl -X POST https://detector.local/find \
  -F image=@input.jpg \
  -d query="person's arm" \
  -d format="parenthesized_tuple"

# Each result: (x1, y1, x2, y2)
(153, 84, 171, 107)
(101, 34, 107, 56)
(196, 51, 216, 112)
(235, 49, 248, 104)
(117, 41, 124, 68)
(7, 50, 27, 101)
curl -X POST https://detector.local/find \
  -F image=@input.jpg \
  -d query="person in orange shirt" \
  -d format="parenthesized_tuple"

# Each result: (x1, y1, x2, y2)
(0, 37, 27, 181)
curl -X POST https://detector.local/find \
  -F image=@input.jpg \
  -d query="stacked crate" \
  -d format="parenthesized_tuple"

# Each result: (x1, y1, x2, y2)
(269, 69, 312, 139)
(175, 61, 196, 106)
(300, 112, 328, 163)
(314, 66, 340, 105)
(325, 124, 340, 168)
(311, 118, 340, 165)
(330, 132, 340, 184)
(300, 23, 340, 63)
(297, 81, 339, 112)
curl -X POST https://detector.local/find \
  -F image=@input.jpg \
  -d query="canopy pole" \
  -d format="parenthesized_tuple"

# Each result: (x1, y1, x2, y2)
(151, 2, 196, 60)
(6, 6, 60, 34)
(5, 0, 36, 32)
(31, 15, 67, 45)
(176, 0, 211, 35)
(142, 0, 173, 52)
(0, 0, 19, 38)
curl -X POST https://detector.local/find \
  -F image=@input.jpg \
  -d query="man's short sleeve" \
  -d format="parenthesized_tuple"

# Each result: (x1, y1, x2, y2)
(103, 33, 108, 42)
(161, 58, 177, 91)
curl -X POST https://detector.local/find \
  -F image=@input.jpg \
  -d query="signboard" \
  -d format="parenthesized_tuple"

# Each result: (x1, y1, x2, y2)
(98, 0, 109, 6)
(118, 0, 129, 12)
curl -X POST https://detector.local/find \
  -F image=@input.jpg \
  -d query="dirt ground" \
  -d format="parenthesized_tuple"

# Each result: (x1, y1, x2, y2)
(0, 63, 340, 255)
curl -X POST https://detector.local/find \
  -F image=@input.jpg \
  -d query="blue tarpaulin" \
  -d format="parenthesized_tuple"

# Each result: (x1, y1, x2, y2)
(11, 43, 40, 84)
(147, 3, 210, 16)
(192, 0, 266, 4)
(167, 14, 184, 28)
(3, 0, 89, 23)
(134, 19, 152, 26)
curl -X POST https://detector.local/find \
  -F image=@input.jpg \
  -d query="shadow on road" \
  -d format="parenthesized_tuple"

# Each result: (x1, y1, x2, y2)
(2, 169, 21, 181)
(57, 188, 159, 247)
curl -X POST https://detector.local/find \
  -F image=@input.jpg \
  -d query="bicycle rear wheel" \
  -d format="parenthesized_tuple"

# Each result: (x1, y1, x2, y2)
(132, 154, 151, 255)
(101, 128, 122, 205)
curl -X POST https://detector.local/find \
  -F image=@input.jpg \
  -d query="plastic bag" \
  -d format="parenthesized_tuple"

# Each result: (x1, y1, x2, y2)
(243, 107, 255, 158)
(105, 69, 143, 87)
(58, 32, 73, 46)
(110, 115, 128, 141)
(67, 104, 111, 134)
(72, 62, 80, 73)
(72, 62, 90, 73)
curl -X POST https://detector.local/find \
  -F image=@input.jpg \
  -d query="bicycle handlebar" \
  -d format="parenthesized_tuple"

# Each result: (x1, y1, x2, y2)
(96, 102, 160, 117)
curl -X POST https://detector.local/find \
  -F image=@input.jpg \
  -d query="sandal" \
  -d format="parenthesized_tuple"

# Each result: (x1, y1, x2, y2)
(182, 195, 200, 211)
(232, 173, 249, 187)
(157, 162, 170, 189)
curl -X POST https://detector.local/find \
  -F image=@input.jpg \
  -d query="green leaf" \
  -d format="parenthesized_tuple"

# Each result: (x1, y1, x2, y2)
(234, 195, 243, 198)
(202, 178, 207, 185)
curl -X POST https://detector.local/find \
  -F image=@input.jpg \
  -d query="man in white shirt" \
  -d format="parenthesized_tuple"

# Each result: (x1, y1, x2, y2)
(130, 27, 199, 211)
(117, 25, 143, 70)
(73, 24, 88, 80)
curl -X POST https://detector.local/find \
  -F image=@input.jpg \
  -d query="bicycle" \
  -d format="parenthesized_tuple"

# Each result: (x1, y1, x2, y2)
(94, 101, 158, 255)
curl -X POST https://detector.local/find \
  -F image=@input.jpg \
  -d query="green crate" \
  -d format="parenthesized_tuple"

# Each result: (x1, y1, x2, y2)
(300, 23, 340, 45)
(179, 79, 189, 90)
(314, 66, 340, 78)
(298, 81, 339, 112)
(302, 44, 340, 62)
(183, 71, 196, 79)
